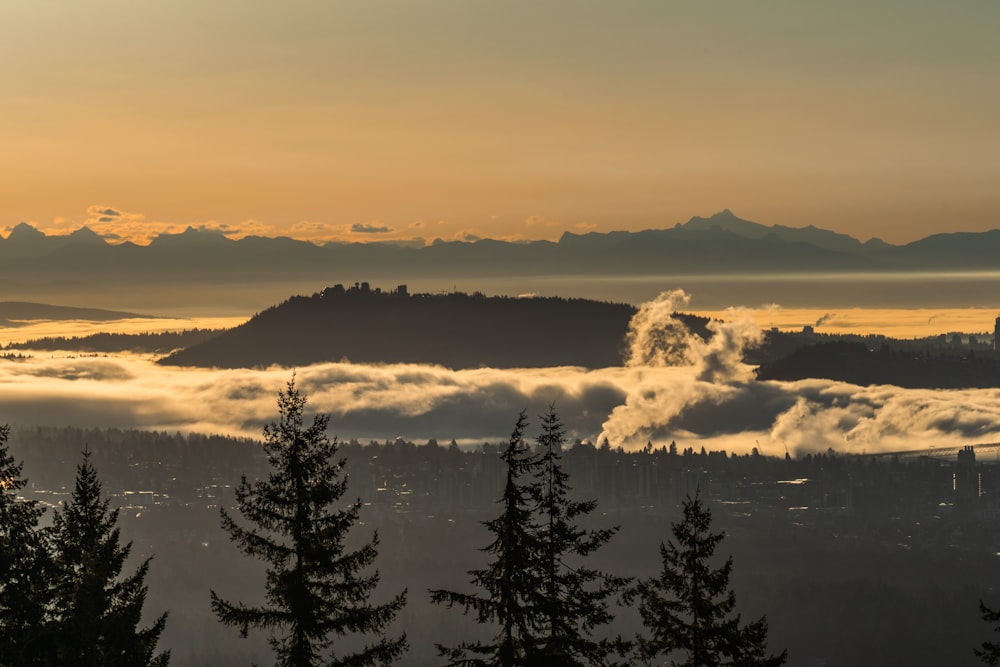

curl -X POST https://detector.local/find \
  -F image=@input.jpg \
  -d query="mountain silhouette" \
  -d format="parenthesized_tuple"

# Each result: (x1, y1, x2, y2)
(158, 285, 710, 369)
(0, 301, 155, 325)
(3, 212, 1000, 309)
(675, 209, 891, 255)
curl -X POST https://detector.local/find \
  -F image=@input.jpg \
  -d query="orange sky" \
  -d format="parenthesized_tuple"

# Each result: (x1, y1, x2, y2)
(2, 1, 998, 246)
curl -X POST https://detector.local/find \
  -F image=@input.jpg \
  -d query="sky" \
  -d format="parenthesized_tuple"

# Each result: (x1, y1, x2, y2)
(2, 1, 998, 246)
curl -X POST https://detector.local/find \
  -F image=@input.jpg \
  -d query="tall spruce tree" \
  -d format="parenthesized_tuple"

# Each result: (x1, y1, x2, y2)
(636, 492, 786, 667)
(48, 447, 169, 667)
(210, 378, 407, 667)
(531, 407, 631, 666)
(429, 412, 545, 666)
(0, 424, 51, 666)
(976, 601, 1000, 665)
(431, 409, 629, 666)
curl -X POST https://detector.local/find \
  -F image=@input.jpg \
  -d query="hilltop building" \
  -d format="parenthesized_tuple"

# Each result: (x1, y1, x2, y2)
(319, 282, 410, 298)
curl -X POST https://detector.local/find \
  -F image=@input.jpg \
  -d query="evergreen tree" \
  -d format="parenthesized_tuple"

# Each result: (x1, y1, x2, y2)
(0, 424, 51, 666)
(531, 407, 631, 666)
(210, 378, 407, 667)
(975, 601, 1000, 665)
(431, 409, 630, 666)
(429, 412, 544, 666)
(48, 447, 169, 667)
(636, 493, 786, 667)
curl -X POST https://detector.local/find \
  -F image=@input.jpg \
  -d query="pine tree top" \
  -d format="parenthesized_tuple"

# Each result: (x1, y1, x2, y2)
(211, 378, 407, 667)
(637, 492, 786, 666)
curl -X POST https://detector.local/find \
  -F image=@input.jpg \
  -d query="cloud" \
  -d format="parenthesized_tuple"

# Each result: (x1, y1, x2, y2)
(623, 289, 696, 368)
(601, 290, 764, 446)
(34, 210, 600, 247)
(195, 222, 243, 236)
(2, 291, 998, 456)
(0, 355, 627, 445)
(1, 349, 998, 458)
(75, 205, 188, 245)
(599, 290, 1000, 454)
(351, 223, 395, 234)
(39, 209, 346, 246)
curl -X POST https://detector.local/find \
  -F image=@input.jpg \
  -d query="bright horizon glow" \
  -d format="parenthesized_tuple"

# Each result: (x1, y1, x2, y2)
(0, 317, 247, 348)
(2, 308, 996, 352)
(701, 307, 1000, 340)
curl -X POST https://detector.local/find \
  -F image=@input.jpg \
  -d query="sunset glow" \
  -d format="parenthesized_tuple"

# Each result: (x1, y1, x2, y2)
(2, 2, 997, 245)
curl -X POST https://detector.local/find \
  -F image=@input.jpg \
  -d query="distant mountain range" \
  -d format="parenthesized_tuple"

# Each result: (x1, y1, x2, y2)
(4, 210, 1000, 314)
(3, 211, 999, 287)
(0, 301, 154, 326)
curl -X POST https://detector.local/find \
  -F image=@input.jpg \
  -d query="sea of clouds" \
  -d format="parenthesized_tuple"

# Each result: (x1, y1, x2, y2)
(2, 290, 1000, 455)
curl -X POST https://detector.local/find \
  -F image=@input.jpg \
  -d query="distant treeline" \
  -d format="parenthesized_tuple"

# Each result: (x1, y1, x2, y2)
(756, 340, 1000, 388)
(4, 328, 223, 354)
(6, 423, 999, 666)
(11, 424, 995, 524)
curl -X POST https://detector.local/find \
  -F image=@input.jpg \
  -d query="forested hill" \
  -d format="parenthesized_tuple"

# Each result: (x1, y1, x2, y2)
(159, 286, 708, 369)
(755, 341, 1000, 388)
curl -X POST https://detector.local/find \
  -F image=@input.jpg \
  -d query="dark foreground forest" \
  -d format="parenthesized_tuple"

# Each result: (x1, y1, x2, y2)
(4, 399, 1000, 665)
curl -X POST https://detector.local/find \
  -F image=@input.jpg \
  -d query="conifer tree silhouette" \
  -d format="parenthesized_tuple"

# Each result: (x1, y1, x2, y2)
(48, 447, 169, 666)
(531, 407, 631, 666)
(0, 424, 51, 666)
(430, 412, 544, 666)
(637, 492, 786, 666)
(210, 378, 407, 667)
(976, 601, 1000, 665)
(431, 409, 629, 666)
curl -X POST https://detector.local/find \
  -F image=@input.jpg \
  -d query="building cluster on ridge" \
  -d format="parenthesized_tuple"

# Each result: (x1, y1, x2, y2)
(320, 282, 409, 298)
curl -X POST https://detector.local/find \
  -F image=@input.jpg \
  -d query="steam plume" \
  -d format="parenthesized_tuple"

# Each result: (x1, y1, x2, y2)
(600, 290, 762, 446)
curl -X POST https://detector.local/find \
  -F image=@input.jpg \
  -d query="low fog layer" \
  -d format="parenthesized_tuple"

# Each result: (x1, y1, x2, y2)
(2, 290, 998, 455)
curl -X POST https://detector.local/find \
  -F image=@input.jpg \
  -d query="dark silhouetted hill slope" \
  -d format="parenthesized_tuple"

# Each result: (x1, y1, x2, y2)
(159, 288, 633, 369)
(755, 341, 1000, 388)
(158, 286, 709, 369)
